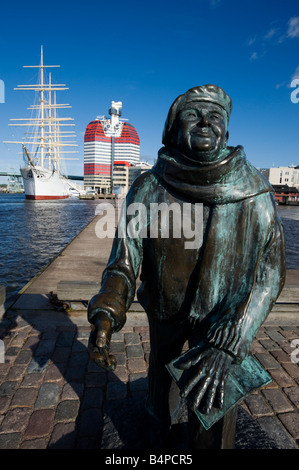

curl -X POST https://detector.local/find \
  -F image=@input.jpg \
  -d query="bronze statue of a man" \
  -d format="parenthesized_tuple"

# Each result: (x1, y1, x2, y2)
(88, 85, 285, 448)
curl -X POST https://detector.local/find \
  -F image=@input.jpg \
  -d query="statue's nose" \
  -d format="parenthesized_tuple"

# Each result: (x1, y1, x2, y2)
(197, 114, 209, 126)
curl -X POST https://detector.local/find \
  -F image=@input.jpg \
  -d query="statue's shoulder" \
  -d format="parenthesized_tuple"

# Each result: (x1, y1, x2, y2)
(126, 169, 159, 203)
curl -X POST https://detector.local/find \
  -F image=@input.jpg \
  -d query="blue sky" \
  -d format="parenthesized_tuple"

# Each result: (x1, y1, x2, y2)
(0, 0, 298, 177)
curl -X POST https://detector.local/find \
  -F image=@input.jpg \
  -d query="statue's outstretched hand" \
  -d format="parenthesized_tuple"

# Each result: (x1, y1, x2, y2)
(175, 348, 232, 414)
(88, 311, 117, 371)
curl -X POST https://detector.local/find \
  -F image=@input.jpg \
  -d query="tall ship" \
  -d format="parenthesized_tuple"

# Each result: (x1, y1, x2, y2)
(4, 47, 78, 200)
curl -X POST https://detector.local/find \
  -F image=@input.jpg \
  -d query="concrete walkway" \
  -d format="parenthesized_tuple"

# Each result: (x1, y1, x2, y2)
(0, 216, 298, 449)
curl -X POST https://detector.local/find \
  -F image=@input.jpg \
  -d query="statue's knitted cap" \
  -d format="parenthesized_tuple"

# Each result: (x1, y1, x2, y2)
(162, 84, 232, 146)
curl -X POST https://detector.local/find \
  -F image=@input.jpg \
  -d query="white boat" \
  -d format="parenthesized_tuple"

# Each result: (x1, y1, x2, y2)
(4, 47, 78, 200)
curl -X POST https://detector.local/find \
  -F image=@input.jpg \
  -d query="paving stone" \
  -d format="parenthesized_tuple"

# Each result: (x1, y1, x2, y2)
(5, 347, 21, 360)
(10, 331, 31, 348)
(280, 329, 299, 340)
(5, 364, 26, 381)
(11, 387, 38, 407)
(259, 339, 280, 351)
(262, 389, 294, 413)
(126, 344, 144, 358)
(282, 363, 299, 379)
(35, 383, 61, 408)
(76, 327, 91, 340)
(68, 351, 89, 368)
(255, 328, 268, 340)
(79, 408, 102, 437)
(72, 339, 88, 352)
(22, 335, 40, 350)
(255, 352, 281, 370)
(124, 332, 140, 345)
(15, 350, 32, 365)
(44, 364, 66, 382)
(278, 412, 299, 439)
(113, 353, 126, 366)
(106, 381, 127, 400)
(20, 372, 44, 388)
(48, 421, 77, 449)
(269, 368, 296, 387)
(257, 416, 298, 449)
(85, 372, 107, 387)
(20, 437, 48, 449)
(111, 332, 124, 342)
(244, 394, 273, 418)
(266, 329, 287, 344)
(55, 400, 80, 421)
(24, 409, 55, 438)
(270, 349, 293, 363)
(65, 366, 86, 382)
(142, 342, 150, 353)
(35, 339, 56, 356)
(110, 342, 125, 353)
(0, 432, 22, 449)
(250, 341, 266, 355)
(0, 396, 11, 413)
(0, 363, 10, 376)
(129, 373, 148, 392)
(61, 382, 84, 400)
(0, 381, 18, 398)
(283, 386, 299, 407)
(27, 356, 49, 374)
(108, 366, 128, 383)
(82, 387, 103, 409)
(56, 331, 76, 347)
(127, 357, 147, 373)
(51, 347, 71, 363)
(0, 407, 32, 433)
(139, 331, 150, 342)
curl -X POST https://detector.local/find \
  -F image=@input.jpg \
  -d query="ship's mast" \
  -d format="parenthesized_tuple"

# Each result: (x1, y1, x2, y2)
(3, 46, 78, 174)
(40, 46, 45, 167)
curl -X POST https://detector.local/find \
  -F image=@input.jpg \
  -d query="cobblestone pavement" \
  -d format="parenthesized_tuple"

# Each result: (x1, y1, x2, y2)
(0, 310, 298, 450)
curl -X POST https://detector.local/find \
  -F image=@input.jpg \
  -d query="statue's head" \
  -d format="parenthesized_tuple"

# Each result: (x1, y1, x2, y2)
(162, 85, 232, 163)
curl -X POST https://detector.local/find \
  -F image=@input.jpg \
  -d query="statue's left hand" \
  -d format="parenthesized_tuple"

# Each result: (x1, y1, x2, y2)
(175, 348, 232, 414)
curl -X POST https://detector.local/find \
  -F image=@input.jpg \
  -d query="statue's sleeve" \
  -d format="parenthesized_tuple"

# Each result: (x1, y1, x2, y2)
(208, 213, 286, 363)
(88, 205, 143, 333)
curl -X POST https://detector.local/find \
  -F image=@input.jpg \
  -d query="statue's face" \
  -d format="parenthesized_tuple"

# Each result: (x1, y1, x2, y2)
(174, 101, 228, 163)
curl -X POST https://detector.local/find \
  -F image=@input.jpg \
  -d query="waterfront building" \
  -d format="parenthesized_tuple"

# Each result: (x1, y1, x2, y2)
(113, 161, 152, 196)
(84, 101, 140, 193)
(268, 165, 299, 189)
(272, 184, 299, 205)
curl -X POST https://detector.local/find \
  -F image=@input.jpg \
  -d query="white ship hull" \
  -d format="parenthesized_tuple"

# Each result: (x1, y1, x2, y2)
(21, 165, 70, 200)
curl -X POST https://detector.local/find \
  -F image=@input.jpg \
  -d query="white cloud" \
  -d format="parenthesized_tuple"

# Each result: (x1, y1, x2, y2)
(291, 65, 299, 80)
(287, 17, 299, 38)
(248, 35, 257, 46)
(264, 28, 277, 40)
(250, 52, 258, 61)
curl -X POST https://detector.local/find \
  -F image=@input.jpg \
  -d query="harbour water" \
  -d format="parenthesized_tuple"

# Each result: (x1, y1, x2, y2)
(0, 193, 102, 302)
(0, 193, 298, 303)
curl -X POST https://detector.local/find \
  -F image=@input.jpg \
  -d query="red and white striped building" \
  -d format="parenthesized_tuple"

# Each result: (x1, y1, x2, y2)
(84, 101, 140, 193)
